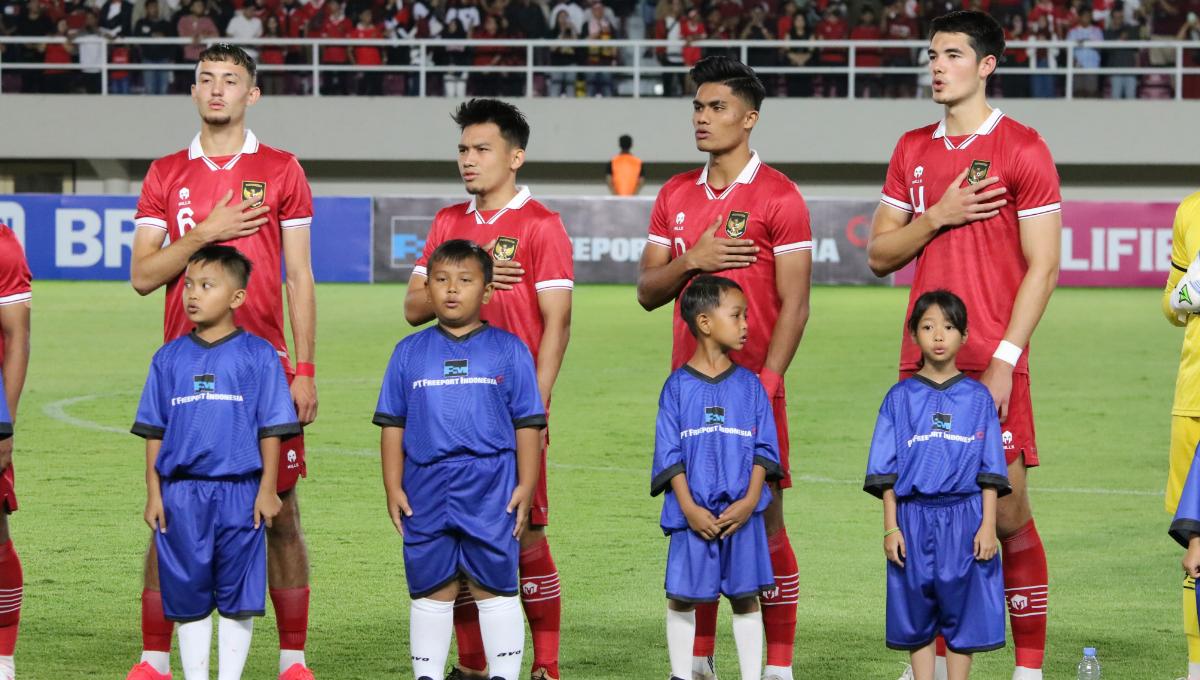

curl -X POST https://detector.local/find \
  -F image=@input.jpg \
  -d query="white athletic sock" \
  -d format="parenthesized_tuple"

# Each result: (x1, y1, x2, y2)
(692, 655, 717, 679)
(217, 616, 254, 680)
(476, 595, 524, 680)
(280, 649, 306, 674)
(1011, 667, 1043, 680)
(730, 611, 763, 680)
(141, 651, 171, 675)
(410, 598, 454, 680)
(763, 664, 794, 680)
(0, 655, 13, 679)
(934, 655, 948, 680)
(666, 609, 696, 679)
(1190, 661, 1200, 680)
(177, 616, 213, 680)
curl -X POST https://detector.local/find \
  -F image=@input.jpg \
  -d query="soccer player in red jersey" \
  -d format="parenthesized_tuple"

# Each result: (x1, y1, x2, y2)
(867, 11, 1060, 680)
(0, 224, 31, 680)
(637, 56, 813, 680)
(403, 99, 573, 680)
(128, 44, 318, 680)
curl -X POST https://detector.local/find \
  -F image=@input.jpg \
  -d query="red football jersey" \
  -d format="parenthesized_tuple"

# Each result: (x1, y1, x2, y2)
(880, 109, 1061, 375)
(134, 130, 314, 370)
(647, 152, 813, 373)
(414, 187, 574, 363)
(0, 224, 32, 364)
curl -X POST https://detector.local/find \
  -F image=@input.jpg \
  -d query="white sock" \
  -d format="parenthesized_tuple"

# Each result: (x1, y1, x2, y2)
(476, 595, 524, 680)
(692, 655, 717, 678)
(763, 665, 794, 680)
(177, 616, 213, 680)
(0, 656, 13, 679)
(410, 598, 454, 680)
(934, 655, 948, 680)
(141, 650, 171, 675)
(730, 611, 763, 680)
(280, 649, 306, 673)
(666, 609, 696, 679)
(1190, 661, 1200, 680)
(1012, 667, 1043, 680)
(217, 616, 254, 680)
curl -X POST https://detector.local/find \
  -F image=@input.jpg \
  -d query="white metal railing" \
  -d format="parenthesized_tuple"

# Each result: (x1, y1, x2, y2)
(0, 36, 1197, 99)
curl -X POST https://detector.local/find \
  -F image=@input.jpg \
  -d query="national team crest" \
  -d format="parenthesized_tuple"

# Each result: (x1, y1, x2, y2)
(492, 236, 519, 261)
(704, 406, 725, 425)
(725, 211, 750, 238)
(932, 412, 952, 432)
(241, 180, 266, 208)
(966, 160, 991, 185)
(193, 373, 216, 393)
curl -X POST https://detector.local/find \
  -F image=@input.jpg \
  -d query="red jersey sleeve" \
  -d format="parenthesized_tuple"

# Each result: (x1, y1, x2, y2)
(766, 182, 813, 257)
(1009, 133, 1062, 220)
(531, 214, 575, 294)
(412, 211, 446, 277)
(647, 184, 673, 250)
(880, 136, 914, 213)
(134, 160, 170, 232)
(278, 156, 314, 230)
(0, 227, 31, 306)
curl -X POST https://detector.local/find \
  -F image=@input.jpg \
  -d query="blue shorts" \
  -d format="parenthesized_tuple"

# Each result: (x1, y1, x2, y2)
(402, 455, 519, 599)
(156, 476, 266, 622)
(886, 494, 1005, 654)
(665, 513, 774, 602)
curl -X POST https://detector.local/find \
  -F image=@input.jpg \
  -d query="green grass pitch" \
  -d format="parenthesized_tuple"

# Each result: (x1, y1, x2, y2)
(8, 282, 1186, 678)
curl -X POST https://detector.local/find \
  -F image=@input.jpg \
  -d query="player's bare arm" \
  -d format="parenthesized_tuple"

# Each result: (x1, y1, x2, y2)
(510, 426, 542, 538)
(130, 190, 270, 295)
(536, 289, 572, 407)
(867, 167, 1008, 277)
(761, 250, 813, 396)
(144, 438, 166, 534)
(669, 473, 721, 540)
(1184, 535, 1200, 578)
(979, 211, 1060, 421)
(380, 426, 412, 534)
(716, 464, 767, 538)
(0, 300, 30, 472)
(283, 227, 318, 424)
(403, 273, 435, 327)
(255, 436, 284, 529)
(483, 237, 526, 291)
(973, 487, 999, 560)
(882, 488, 905, 566)
(636, 215, 759, 310)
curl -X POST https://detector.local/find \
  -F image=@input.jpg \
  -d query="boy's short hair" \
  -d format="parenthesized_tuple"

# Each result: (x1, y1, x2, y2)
(619, 134, 633, 152)
(929, 10, 1006, 64)
(196, 43, 257, 82)
(907, 289, 968, 335)
(428, 239, 493, 284)
(188, 245, 253, 288)
(681, 275, 744, 338)
(690, 56, 767, 111)
(452, 98, 531, 150)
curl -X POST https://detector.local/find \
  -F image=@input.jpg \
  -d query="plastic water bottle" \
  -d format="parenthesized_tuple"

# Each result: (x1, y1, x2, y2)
(1076, 647, 1102, 679)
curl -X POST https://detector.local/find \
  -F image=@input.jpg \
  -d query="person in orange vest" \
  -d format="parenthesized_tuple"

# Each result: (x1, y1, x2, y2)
(607, 135, 645, 196)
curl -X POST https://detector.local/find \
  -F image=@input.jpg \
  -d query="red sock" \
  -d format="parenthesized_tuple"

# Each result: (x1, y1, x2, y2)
(935, 635, 947, 657)
(453, 581, 487, 673)
(519, 538, 561, 678)
(761, 529, 799, 668)
(692, 601, 718, 657)
(0, 541, 21, 656)
(140, 588, 172, 653)
(270, 586, 310, 651)
(1001, 519, 1048, 670)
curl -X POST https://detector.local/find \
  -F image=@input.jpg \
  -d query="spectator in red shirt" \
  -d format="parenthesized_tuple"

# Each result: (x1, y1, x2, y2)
(469, 13, 505, 95)
(177, 0, 219, 64)
(258, 13, 287, 94)
(850, 4, 882, 96)
(1029, 0, 1069, 36)
(777, 0, 797, 37)
(351, 8, 385, 94)
(815, 3, 847, 96)
(881, 0, 918, 97)
(1002, 12, 1031, 97)
(319, 0, 353, 94)
(38, 17, 75, 93)
(680, 5, 707, 72)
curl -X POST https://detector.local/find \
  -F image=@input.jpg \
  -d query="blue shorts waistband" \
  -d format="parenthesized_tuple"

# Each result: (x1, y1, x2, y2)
(900, 493, 976, 507)
(162, 472, 260, 483)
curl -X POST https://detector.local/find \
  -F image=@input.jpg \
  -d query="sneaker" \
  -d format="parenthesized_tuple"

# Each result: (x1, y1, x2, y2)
(530, 668, 558, 680)
(126, 662, 172, 680)
(896, 666, 915, 680)
(693, 656, 718, 680)
(279, 664, 315, 680)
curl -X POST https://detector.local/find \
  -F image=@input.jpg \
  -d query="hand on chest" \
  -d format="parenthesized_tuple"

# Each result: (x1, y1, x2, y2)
(907, 156, 1006, 216)
(170, 175, 272, 239)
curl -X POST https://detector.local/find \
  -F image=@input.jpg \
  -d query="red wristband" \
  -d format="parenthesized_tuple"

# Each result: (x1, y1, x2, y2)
(295, 362, 316, 377)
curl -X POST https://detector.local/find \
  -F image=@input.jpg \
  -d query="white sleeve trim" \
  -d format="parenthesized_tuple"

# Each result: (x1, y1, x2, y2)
(535, 279, 575, 292)
(0, 292, 30, 306)
(773, 241, 814, 256)
(135, 217, 168, 230)
(1017, 203, 1062, 220)
(879, 194, 914, 213)
(281, 217, 313, 229)
(647, 234, 672, 248)
(412, 265, 428, 277)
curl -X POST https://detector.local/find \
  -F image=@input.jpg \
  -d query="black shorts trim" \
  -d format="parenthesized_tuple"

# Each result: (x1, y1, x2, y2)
(946, 640, 1006, 654)
(408, 573, 519, 600)
(886, 636, 938, 652)
(216, 608, 266, 620)
(1170, 518, 1200, 548)
(651, 463, 685, 497)
(409, 573, 462, 601)
(665, 591, 720, 604)
(166, 608, 216, 624)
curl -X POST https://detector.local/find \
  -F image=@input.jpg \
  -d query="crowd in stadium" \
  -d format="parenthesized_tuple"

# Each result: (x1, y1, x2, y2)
(0, 0, 1197, 96)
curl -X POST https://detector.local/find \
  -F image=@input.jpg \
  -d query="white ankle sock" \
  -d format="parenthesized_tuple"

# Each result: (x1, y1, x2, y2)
(217, 616, 254, 680)
(763, 664, 794, 680)
(666, 609, 696, 678)
(1012, 667, 1043, 680)
(1190, 661, 1200, 680)
(410, 598, 454, 680)
(141, 651, 171, 675)
(0, 656, 13, 679)
(177, 616, 213, 680)
(731, 611, 763, 680)
(280, 649, 306, 674)
(476, 595, 524, 680)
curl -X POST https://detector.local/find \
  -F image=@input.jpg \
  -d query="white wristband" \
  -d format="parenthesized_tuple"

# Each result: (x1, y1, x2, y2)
(993, 340, 1022, 367)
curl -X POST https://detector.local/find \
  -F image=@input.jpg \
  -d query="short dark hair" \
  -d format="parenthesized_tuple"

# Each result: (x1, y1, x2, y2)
(428, 239, 493, 284)
(619, 134, 633, 152)
(690, 56, 767, 111)
(188, 245, 253, 288)
(196, 43, 257, 82)
(680, 275, 744, 337)
(452, 98, 531, 150)
(907, 289, 968, 336)
(929, 10, 1006, 64)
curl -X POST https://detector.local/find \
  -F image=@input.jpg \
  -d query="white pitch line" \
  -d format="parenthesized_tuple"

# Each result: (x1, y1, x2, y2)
(42, 394, 1163, 498)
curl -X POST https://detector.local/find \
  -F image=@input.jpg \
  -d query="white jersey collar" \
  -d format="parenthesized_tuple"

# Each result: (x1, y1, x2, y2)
(696, 150, 762, 200)
(465, 186, 533, 224)
(932, 109, 1004, 150)
(188, 129, 261, 171)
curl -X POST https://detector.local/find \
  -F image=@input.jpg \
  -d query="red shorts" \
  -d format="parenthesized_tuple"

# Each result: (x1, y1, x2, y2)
(279, 371, 308, 494)
(774, 388, 792, 489)
(531, 426, 550, 527)
(1, 464, 15, 513)
(900, 369, 1038, 468)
